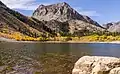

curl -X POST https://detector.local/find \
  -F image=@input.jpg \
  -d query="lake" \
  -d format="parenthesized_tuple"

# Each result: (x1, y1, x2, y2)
(0, 42, 120, 74)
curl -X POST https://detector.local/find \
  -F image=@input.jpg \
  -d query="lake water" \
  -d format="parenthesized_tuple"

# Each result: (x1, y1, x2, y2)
(0, 42, 120, 74)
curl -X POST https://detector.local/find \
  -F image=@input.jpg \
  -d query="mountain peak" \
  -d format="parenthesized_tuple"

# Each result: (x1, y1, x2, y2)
(32, 2, 85, 22)
(32, 2, 101, 27)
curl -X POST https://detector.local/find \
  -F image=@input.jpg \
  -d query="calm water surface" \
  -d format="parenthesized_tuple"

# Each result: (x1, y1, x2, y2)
(0, 42, 120, 74)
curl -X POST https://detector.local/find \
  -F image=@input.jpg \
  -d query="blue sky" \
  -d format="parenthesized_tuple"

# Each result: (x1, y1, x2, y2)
(1, 0, 120, 24)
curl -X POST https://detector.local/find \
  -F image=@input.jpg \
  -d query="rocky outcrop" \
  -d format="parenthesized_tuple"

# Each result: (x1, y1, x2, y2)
(72, 56, 120, 74)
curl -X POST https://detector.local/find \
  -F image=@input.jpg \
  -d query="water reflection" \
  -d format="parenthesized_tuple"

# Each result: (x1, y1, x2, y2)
(1, 43, 120, 57)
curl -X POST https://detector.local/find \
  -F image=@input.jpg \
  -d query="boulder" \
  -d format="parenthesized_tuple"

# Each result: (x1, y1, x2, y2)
(72, 56, 120, 74)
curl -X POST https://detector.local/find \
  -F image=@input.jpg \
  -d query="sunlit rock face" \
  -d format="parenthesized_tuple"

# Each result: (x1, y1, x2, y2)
(72, 56, 120, 74)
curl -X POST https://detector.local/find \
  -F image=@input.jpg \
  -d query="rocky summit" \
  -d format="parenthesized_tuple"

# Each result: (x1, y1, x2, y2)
(32, 2, 100, 26)
(32, 2, 83, 22)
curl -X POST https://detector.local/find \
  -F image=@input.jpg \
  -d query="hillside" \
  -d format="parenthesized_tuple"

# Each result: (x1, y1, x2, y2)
(0, 1, 58, 40)
(0, 1, 107, 41)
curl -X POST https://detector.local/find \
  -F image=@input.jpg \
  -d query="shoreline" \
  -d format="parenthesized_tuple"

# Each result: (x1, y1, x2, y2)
(45, 41, 120, 44)
(1, 40, 120, 44)
(1, 37, 120, 44)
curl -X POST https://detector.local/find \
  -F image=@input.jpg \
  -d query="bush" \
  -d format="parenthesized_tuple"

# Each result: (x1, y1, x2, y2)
(65, 37, 72, 41)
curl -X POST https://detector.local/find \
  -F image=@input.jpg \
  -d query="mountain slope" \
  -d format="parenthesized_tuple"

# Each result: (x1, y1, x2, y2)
(0, 1, 57, 38)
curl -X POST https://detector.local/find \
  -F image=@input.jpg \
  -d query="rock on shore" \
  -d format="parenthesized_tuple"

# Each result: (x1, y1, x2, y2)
(72, 56, 120, 74)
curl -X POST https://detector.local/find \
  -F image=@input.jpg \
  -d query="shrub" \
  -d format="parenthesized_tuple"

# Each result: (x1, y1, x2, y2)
(65, 37, 72, 41)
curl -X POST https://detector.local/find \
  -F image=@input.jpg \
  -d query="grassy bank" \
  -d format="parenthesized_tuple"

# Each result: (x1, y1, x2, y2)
(1, 32, 120, 42)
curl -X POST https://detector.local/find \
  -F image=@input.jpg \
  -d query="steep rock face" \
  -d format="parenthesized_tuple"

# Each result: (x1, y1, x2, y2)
(72, 56, 120, 74)
(103, 22, 120, 32)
